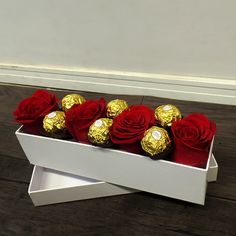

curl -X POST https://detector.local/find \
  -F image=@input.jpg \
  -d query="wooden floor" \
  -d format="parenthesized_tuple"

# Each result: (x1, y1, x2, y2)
(0, 83, 236, 236)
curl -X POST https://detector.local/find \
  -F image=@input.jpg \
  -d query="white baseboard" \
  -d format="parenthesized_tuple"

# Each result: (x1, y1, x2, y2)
(0, 64, 235, 105)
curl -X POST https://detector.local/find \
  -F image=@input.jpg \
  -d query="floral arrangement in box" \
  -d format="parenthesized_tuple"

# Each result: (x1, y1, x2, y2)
(13, 90, 216, 168)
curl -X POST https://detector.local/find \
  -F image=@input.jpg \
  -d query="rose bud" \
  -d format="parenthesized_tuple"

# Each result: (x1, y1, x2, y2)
(13, 90, 59, 134)
(65, 98, 106, 143)
(110, 105, 156, 154)
(171, 113, 216, 167)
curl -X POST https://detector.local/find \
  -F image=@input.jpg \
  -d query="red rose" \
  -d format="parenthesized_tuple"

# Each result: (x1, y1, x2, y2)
(65, 98, 106, 143)
(13, 90, 59, 133)
(171, 113, 216, 167)
(110, 105, 156, 154)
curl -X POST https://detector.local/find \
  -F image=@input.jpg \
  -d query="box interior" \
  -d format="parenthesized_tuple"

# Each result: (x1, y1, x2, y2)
(209, 154, 218, 168)
(29, 166, 101, 192)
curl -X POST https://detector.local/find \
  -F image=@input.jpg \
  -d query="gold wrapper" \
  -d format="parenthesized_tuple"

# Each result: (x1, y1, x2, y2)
(43, 111, 66, 133)
(88, 118, 113, 146)
(106, 99, 128, 118)
(141, 126, 171, 158)
(155, 104, 182, 127)
(62, 94, 86, 112)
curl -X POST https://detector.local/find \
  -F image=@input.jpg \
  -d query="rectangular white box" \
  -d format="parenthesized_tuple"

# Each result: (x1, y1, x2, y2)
(16, 127, 217, 205)
(29, 165, 135, 206)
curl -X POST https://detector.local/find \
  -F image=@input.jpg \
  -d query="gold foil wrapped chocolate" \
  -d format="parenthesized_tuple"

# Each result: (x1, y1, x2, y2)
(62, 94, 86, 112)
(155, 104, 182, 127)
(141, 126, 171, 159)
(106, 99, 128, 118)
(88, 118, 113, 146)
(43, 111, 66, 133)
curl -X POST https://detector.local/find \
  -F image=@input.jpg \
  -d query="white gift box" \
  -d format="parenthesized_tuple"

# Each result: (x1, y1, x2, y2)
(29, 165, 135, 206)
(16, 127, 217, 205)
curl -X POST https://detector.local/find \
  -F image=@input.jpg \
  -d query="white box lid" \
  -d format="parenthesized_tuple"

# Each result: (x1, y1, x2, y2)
(29, 165, 136, 206)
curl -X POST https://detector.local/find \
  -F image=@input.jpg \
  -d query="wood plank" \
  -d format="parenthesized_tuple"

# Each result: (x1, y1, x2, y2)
(0, 179, 235, 236)
(0, 155, 33, 184)
(0, 124, 26, 160)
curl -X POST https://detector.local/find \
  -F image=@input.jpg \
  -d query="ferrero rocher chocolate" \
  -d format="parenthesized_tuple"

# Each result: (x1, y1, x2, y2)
(61, 94, 86, 112)
(88, 118, 113, 146)
(43, 111, 66, 134)
(155, 104, 182, 127)
(141, 126, 171, 159)
(106, 99, 128, 118)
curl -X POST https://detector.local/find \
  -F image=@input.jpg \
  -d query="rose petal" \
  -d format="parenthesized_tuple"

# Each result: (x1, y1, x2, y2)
(65, 98, 106, 142)
(110, 105, 155, 148)
(13, 90, 58, 125)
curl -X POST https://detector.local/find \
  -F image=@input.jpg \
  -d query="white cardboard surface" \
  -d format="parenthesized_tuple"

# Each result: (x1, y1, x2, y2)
(207, 154, 218, 182)
(16, 127, 216, 205)
(29, 166, 135, 206)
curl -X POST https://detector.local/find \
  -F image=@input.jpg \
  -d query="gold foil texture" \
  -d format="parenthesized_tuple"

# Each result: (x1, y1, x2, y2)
(155, 104, 182, 127)
(43, 111, 66, 133)
(62, 94, 86, 112)
(141, 126, 171, 157)
(106, 99, 128, 118)
(88, 118, 113, 146)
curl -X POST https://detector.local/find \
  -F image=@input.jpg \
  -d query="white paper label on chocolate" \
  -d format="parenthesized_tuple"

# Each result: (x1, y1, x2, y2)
(152, 130, 162, 140)
(95, 119, 103, 127)
(47, 112, 56, 118)
(163, 105, 172, 111)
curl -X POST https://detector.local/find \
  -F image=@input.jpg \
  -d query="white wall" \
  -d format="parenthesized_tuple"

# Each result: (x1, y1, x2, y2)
(0, 0, 236, 79)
